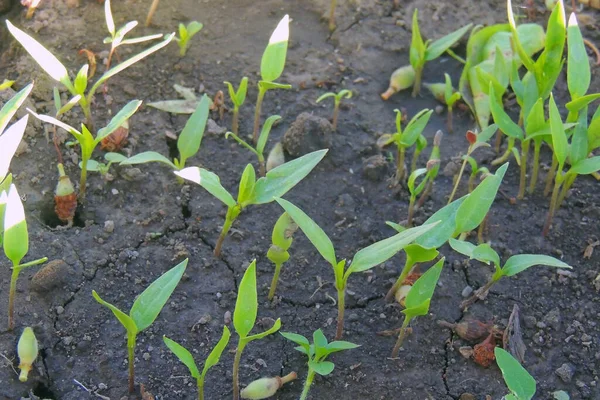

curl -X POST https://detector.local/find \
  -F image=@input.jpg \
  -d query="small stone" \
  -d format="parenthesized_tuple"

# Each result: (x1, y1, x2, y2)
(435, 105, 445, 115)
(555, 363, 576, 383)
(461, 286, 473, 298)
(198, 314, 211, 325)
(104, 220, 115, 233)
(111, 188, 119, 195)
(362, 155, 389, 182)
(207, 119, 226, 135)
(98, 383, 108, 390)
(123, 84, 137, 96)
(142, 352, 151, 361)
(543, 308, 561, 330)
(459, 346, 474, 359)
(459, 394, 476, 400)
(56, 306, 65, 314)
(62, 336, 74, 346)
(224, 311, 232, 324)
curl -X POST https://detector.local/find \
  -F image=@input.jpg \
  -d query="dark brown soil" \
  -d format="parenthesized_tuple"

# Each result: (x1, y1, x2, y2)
(0, 0, 599, 399)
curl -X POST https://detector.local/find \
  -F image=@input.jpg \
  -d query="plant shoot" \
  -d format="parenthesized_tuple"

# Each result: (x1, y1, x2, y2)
(316, 89, 352, 130)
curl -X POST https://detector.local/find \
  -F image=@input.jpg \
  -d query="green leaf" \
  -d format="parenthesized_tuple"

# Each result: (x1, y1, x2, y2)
(257, 115, 281, 154)
(404, 244, 439, 264)
(425, 23, 473, 61)
(163, 336, 200, 379)
(449, 238, 476, 258)
(280, 332, 309, 348)
(148, 99, 199, 114)
(275, 198, 337, 267)
(313, 329, 328, 360)
(56, 95, 82, 117)
(454, 163, 508, 235)
(246, 318, 281, 342)
(407, 168, 427, 196)
(237, 164, 256, 205)
(409, 9, 426, 70)
(316, 93, 336, 103)
(121, 151, 177, 170)
(251, 149, 327, 204)
(83, 159, 102, 172)
(326, 340, 359, 354)
(549, 94, 568, 167)
(0, 83, 33, 135)
(130, 259, 187, 331)
(234, 261, 258, 338)
(477, 124, 498, 143)
(120, 33, 163, 46)
(489, 85, 523, 140)
(3, 184, 28, 264)
(92, 290, 138, 334)
(96, 100, 142, 143)
(570, 109, 589, 166)
(570, 156, 600, 175)
(565, 93, 600, 113)
(415, 197, 465, 249)
(186, 21, 203, 37)
(225, 77, 249, 107)
(104, 0, 115, 36)
(502, 254, 570, 277)
(346, 222, 439, 276)
(105, 152, 127, 163)
(400, 109, 433, 147)
(472, 244, 501, 267)
(260, 15, 289, 82)
(178, 95, 209, 166)
(495, 347, 536, 400)
(404, 258, 444, 315)
(506, 0, 537, 74)
(309, 360, 335, 376)
(538, 0, 566, 98)
(74, 64, 89, 95)
(567, 13, 590, 99)
(0, 116, 29, 182)
(174, 167, 236, 207)
(258, 81, 292, 91)
(524, 98, 546, 137)
(201, 326, 231, 381)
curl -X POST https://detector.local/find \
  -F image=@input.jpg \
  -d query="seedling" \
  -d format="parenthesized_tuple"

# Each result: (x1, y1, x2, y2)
(443, 74, 461, 132)
(103, 0, 163, 74)
(406, 162, 437, 227)
(121, 95, 209, 174)
(226, 115, 281, 176)
(495, 347, 536, 400)
(316, 89, 352, 130)
(163, 326, 231, 400)
(463, 156, 490, 193)
(415, 131, 442, 208)
(83, 152, 128, 179)
(267, 212, 298, 300)
(6, 20, 173, 130)
(92, 259, 187, 393)
(385, 244, 439, 302)
(377, 108, 433, 184)
(240, 372, 297, 399)
(252, 15, 292, 144)
(280, 329, 358, 400)
(175, 149, 327, 257)
(54, 164, 77, 226)
(3, 184, 47, 330)
(17, 327, 38, 382)
(381, 65, 416, 100)
(409, 9, 472, 96)
(449, 238, 570, 309)
(391, 258, 444, 357)
(29, 100, 142, 200)
(175, 21, 203, 57)
(232, 261, 282, 400)
(410, 134, 428, 175)
(224, 77, 249, 134)
(276, 197, 438, 339)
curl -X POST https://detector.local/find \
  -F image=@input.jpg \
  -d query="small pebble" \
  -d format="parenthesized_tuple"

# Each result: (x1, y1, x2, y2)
(104, 220, 115, 233)
(555, 363, 576, 383)
(461, 286, 473, 298)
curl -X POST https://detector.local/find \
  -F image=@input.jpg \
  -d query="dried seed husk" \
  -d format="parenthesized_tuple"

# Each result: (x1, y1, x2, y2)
(394, 284, 412, 307)
(424, 83, 447, 103)
(54, 164, 77, 224)
(240, 372, 297, 399)
(101, 121, 129, 152)
(266, 142, 285, 171)
(473, 333, 496, 367)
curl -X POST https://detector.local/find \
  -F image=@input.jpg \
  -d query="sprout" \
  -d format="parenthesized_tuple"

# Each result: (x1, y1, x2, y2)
(224, 77, 249, 134)
(240, 372, 297, 399)
(316, 89, 352, 130)
(175, 21, 204, 57)
(267, 212, 298, 300)
(17, 327, 38, 382)
(381, 65, 416, 100)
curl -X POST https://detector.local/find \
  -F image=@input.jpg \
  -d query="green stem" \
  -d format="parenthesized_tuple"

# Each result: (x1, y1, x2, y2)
(491, 137, 515, 166)
(468, 172, 476, 193)
(543, 172, 563, 237)
(494, 130, 503, 153)
(391, 316, 411, 358)
(407, 195, 416, 227)
(410, 148, 421, 175)
(384, 259, 415, 302)
(7, 266, 19, 331)
(544, 155, 558, 197)
(335, 286, 346, 340)
(268, 262, 283, 301)
(411, 67, 423, 97)
(252, 87, 267, 145)
(232, 106, 239, 134)
(79, 157, 88, 201)
(332, 103, 340, 130)
(299, 368, 316, 400)
(233, 339, 247, 400)
(328, 0, 337, 31)
(214, 207, 238, 257)
(258, 155, 266, 177)
(557, 173, 576, 209)
(127, 333, 136, 394)
(517, 140, 529, 200)
(395, 147, 406, 183)
(80, 98, 94, 134)
(448, 151, 469, 204)
(198, 379, 204, 400)
(528, 139, 541, 194)
(416, 180, 432, 208)
(447, 106, 453, 133)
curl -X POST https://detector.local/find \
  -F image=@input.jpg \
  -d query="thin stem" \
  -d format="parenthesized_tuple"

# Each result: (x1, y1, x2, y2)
(557, 173, 576, 209)
(494, 130, 503, 153)
(491, 137, 515, 166)
(411, 67, 422, 97)
(410, 148, 422, 175)
(544, 155, 558, 196)
(460, 279, 496, 310)
(477, 213, 489, 244)
(447, 106, 453, 133)
(384, 260, 414, 302)
(407, 195, 416, 227)
(252, 87, 267, 145)
(416, 180, 432, 208)
(258, 155, 266, 177)
(232, 106, 239, 134)
(145, 0, 161, 26)
(79, 157, 88, 201)
(468, 173, 476, 193)
(528, 140, 541, 194)
(268, 262, 283, 301)
(391, 317, 411, 358)
(328, 0, 337, 31)
(395, 147, 406, 183)
(332, 103, 340, 130)
(299, 368, 316, 400)
(543, 173, 563, 236)
(214, 211, 236, 257)
(198, 378, 204, 400)
(127, 334, 136, 394)
(7, 266, 19, 331)
(232, 340, 246, 400)
(448, 152, 469, 204)
(517, 140, 529, 200)
(335, 287, 346, 340)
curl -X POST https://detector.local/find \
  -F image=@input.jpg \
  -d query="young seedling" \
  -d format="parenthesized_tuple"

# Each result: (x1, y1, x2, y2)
(3, 184, 47, 330)
(232, 261, 282, 400)
(175, 21, 203, 57)
(377, 108, 433, 184)
(391, 258, 444, 357)
(385, 244, 439, 302)
(17, 327, 38, 382)
(410, 134, 428, 175)
(29, 100, 142, 200)
(240, 372, 297, 399)
(121, 95, 209, 175)
(83, 152, 128, 180)
(425, 73, 462, 132)
(406, 160, 440, 228)
(463, 156, 491, 193)
(54, 163, 77, 226)
(163, 326, 231, 400)
(495, 347, 537, 400)
(252, 15, 292, 144)
(280, 329, 358, 400)
(409, 9, 472, 96)
(267, 212, 298, 300)
(276, 197, 438, 339)
(92, 259, 187, 393)
(381, 65, 416, 100)
(224, 77, 249, 134)
(226, 115, 281, 176)
(6, 20, 173, 131)
(328, 0, 338, 31)
(175, 149, 327, 257)
(316, 89, 352, 130)
(145, 0, 160, 26)
(416, 131, 442, 208)
(449, 238, 570, 309)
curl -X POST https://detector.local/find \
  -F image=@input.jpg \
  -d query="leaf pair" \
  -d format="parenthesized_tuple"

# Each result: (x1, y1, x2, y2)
(225, 77, 249, 111)
(225, 115, 281, 174)
(176, 21, 203, 57)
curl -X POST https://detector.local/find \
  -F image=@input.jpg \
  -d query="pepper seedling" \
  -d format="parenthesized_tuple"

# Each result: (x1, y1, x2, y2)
(316, 89, 352, 130)
(175, 21, 203, 57)
(175, 149, 327, 257)
(281, 329, 358, 400)
(29, 100, 142, 200)
(3, 184, 48, 331)
(92, 259, 187, 393)
(224, 77, 248, 134)
(252, 15, 292, 144)
(121, 95, 209, 175)
(449, 238, 570, 309)
(232, 261, 282, 400)
(54, 163, 77, 226)
(377, 108, 433, 184)
(267, 212, 298, 300)
(385, 243, 439, 302)
(163, 326, 231, 400)
(495, 347, 537, 400)
(463, 156, 490, 193)
(391, 258, 444, 357)
(226, 115, 281, 176)
(7, 21, 172, 132)
(425, 74, 461, 132)
(415, 131, 442, 208)
(381, 65, 416, 100)
(17, 327, 38, 382)
(410, 134, 428, 175)
(240, 372, 297, 400)
(406, 162, 438, 228)
(83, 152, 128, 180)
(276, 197, 438, 339)
(409, 9, 472, 96)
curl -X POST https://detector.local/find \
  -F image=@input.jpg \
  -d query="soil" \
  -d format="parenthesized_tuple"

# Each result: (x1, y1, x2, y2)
(0, 0, 599, 399)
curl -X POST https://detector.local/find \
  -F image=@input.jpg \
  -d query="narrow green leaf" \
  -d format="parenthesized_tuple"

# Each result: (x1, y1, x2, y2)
(565, 93, 600, 112)
(567, 13, 590, 99)
(258, 81, 292, 91)
(121, 151, 177, 170)
(178, 95, 209, 166)
(409, 9, 426, 69)
(404, 244, 439, 264)
(0, 83, 33, 134)
(260, 15, 289, 82)
(234, 261, 258, 338)
(309, 360, 335, 376)
(477, 124, 498, 143)
(400, 109, 433, 147)
(257, 115, 281, 154)
(415, 197, 465, 249)
(163, 336, 200, 379)
(280, 332, 309, 347)
(570, 109, 589, 166)
(96, 100, 142, 143)
(105, 152, 127, 163)
(74, 65, 89, 95)
(130, 259, 188, 331)
(524, 98, 546, 137)
(236, 77, 249, 105)
(175, 167, 236, 207)
(489, 85, 523, 140)
(237, 164, 256, 205)
(425, 23, 473, 61)
(472, 244, 501, 267)
(407, 168, 427, 196)
(549, 94, 568, 167)
(495, 347, 537, 400)
(502, 254, 570, 277)
(570, 156, 600, 175)
(92, 290, 138, 334)
(246, 319, 281, 345)
(404, 258, 444, 313)
(326, 340, 359, 354)
(0, 116, 28, 182)
(3, 184, 28, 264)
(56, 95, 82, 117)
(201, 326, 231, 380)
(506, 0, 537, 74)
(449, 238, 476, 258)
(313, 329, 328, 360)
